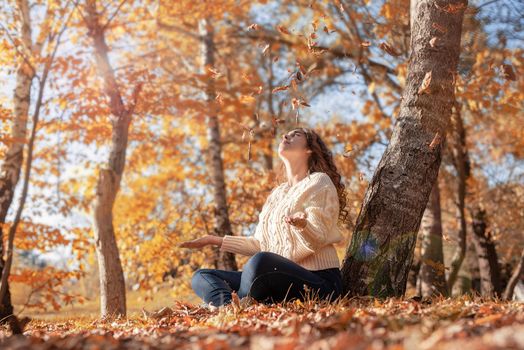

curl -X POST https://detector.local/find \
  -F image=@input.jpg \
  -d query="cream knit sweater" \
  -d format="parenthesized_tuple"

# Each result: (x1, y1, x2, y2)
(219, 172, 343, 270)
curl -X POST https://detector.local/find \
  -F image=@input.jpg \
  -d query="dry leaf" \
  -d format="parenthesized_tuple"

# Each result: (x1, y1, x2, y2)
(379, 42, 400, 56)
(272, 85, 289, 93)
(262, 43, 270, 54)
(500, 64, 516, 81)
(429, 132, 442, 150)
(277, 25, 291, 35)
(434, 1, 466, 13)
(418, 71, 432, 95)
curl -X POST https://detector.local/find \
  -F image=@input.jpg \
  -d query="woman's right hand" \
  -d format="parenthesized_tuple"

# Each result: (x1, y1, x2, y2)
(178, 235, 223, 249)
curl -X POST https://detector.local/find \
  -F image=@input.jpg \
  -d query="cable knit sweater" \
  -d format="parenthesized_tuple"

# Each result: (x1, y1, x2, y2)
(219, 171, 343, 270)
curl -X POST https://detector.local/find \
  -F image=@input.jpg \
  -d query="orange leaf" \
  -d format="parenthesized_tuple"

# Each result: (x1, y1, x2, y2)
(272, 85, 289, 93)
(417, 71, 432, 95)
(500, 64, 516, 81)
(277, 25, 291, 35)
(379, 42, 400, 56)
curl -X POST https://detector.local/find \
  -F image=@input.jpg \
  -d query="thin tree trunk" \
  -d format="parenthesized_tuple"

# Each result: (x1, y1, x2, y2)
(503, 248, 524, 300)
(262, 48, 275, 172)
(417, 179, 448, 297)
(200, 18, 237, 271)
(0, 0, 34, 322)
(340, 0, 467, 298)
(446, 104, 469, 292)
(470, 207, 502, 297)
(85, 0, 142, 318)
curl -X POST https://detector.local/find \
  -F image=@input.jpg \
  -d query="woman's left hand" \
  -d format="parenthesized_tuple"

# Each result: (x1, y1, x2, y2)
(284, 211, 308, 229)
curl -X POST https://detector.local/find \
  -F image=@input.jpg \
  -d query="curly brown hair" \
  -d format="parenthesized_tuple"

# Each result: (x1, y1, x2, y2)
(275, 127, 350, 227)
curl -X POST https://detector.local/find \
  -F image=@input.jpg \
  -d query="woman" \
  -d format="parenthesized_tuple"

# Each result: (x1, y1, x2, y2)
(179, 127, 350, 307)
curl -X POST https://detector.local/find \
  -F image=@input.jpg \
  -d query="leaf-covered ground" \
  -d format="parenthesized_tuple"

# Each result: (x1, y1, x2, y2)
(1, 295, 523, 349)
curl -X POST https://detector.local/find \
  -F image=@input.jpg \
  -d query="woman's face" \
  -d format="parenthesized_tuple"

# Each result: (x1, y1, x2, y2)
(278, 129, 311, 160)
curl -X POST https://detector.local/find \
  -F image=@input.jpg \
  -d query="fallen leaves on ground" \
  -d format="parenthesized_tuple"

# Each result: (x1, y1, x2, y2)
(0, 295, 523, 349)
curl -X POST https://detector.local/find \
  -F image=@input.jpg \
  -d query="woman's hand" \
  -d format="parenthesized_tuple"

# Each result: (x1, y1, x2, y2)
(178, 235, 223, 249)
(284, 211, 308, 229)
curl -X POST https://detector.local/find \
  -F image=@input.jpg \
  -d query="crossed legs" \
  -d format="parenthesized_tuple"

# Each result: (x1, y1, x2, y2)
(191, 251, 341, 307)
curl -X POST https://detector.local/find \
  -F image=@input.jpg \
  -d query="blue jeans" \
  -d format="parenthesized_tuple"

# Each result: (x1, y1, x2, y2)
(191, 251, 343, 307)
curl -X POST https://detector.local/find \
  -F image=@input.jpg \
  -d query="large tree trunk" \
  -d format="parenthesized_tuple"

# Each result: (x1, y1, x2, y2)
(446, 104, 470, 292)
(85, 0, 140, 318)
(470, 207, 502, 297)
(0, 0, 34, 323)
(200, 18, 237, 271)
(340, 0, 467, 298)
(417, 179, 448, 297)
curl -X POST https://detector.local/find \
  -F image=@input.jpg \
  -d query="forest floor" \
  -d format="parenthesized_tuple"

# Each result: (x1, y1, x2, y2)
(0, 293, 523, 349)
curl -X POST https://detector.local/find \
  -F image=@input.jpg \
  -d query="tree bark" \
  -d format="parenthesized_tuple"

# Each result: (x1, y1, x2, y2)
(417, 179, 448, 297)
(470, 207, 502, 297)
(340, 0, 467, 298)
(200, 18, 237, 271)
(503, 248, 524, 300)
(85, 0, 140, 318)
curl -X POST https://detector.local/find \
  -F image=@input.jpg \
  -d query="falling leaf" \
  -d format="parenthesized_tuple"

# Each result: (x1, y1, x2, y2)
(360, 41, 371, 47)
(277, 25, 291, 35)
(417, 71, 432, 95)
(300, 100, 311, 107)
(500, 64, 516, 81)
(434, 1, 466, 13)
(323, 25, 335, 34)
(296, 70, 303, 82)
(262, 43, 270, 54)
(272, 85, 289, 93)
(429, 132, 442, 150)
(343, 146, 353, 158)
(247, 23, 259, 31)
(379, 42, 400, 56)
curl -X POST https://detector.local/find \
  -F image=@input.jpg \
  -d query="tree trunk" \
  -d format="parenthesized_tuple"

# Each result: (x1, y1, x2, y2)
(417, 179, 448, 297)
(446, 104, 470, 292)
(340, 0, 467, 298)
(0, 0, 34, 323)
(503, 248, 524, 300)
(85, 0, 140, 318)
(200, 18, 237, 271)
(470, 207, 502, 297)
